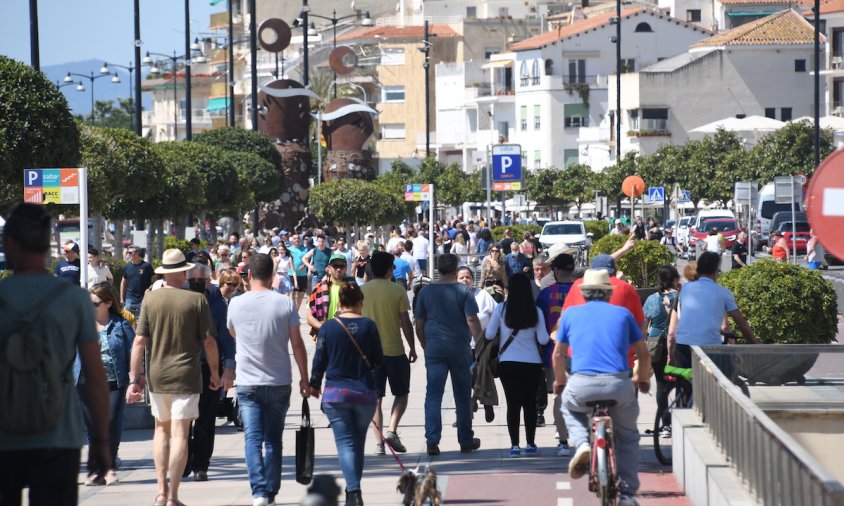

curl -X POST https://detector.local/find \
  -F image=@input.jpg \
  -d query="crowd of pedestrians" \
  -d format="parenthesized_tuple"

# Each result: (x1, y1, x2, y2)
(1, 204, 765, 506)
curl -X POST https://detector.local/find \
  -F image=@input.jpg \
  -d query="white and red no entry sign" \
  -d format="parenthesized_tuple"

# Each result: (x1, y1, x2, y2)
(806, 150, 844, 259)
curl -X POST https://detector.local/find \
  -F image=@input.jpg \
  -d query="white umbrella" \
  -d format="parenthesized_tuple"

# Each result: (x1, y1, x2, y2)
(690, 115, 785, 134)
(793, 115, 844, 131)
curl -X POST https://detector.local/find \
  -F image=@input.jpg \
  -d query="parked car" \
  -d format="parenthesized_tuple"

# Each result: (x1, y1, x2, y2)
(770, 211, 807, 241)
(538, 220, 591, 250)
(778, 221, 811, 253)
(688, 218, 741, 250)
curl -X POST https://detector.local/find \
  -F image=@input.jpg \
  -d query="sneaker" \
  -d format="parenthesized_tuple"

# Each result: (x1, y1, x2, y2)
(619, 493, 640, 506)
(385, 431, 407, 453)
(524, 444, 539, 456)
(556, 441, 572, 457)
(104, 469, 119, 485)
(252, 497, 268, 506)
(568, 443, 591, 480)
(84, 473, 106, 486)
(374, 443, 386, 456)
(427, 443, 441, 456)
(460, 438, 482, 453)
(536, 415, 546, 427)
(484, 405, 495, 423)
(193, 470, 208, 481)
(660, 425, 672, 439)
(509, 446, 521, 457)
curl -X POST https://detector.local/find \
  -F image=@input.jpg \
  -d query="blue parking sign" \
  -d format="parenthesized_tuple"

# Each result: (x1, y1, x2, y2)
(492, 144, 522, 183)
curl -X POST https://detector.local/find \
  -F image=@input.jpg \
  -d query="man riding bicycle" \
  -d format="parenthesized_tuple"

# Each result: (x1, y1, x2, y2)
(552, 269, 651, 506)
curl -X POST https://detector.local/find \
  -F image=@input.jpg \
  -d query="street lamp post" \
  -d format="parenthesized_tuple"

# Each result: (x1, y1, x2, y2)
(306, 9, 373, 98)
(64, 69, 120, 123)
(421, 21, 432, 158)
(102, 62, 140, 136)
(143, 49, 205, 140)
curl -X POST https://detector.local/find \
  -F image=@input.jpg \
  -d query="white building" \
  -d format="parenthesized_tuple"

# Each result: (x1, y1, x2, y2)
(609, 9, 823, 155)
(821, 0, 844, 116)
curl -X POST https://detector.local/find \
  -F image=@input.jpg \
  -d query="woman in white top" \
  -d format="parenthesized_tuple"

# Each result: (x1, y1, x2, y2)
(453, 233, 469, 266)
(87, 247, 113, 286)
(704, 227, 724, 253)
(274, 242, 297, 298)
(485, 272, 550, 458)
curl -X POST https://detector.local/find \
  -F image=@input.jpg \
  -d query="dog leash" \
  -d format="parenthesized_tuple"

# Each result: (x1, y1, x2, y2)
(370, 420, 408, 472)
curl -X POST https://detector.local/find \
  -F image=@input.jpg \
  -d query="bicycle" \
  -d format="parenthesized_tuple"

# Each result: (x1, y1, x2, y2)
(586, 400, 621, 506)
(653, 366, 693, 466)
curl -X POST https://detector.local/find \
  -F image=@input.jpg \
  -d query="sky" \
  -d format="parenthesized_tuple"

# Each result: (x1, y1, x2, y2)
(0, 0, 219, 68)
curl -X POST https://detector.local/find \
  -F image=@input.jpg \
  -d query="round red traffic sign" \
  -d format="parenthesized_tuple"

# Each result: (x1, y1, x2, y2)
(622, 175, 645, 198)
(806, 149, 844, 259)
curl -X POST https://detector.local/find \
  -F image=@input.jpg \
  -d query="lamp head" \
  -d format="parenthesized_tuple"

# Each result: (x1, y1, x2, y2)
(149, 65, 161, 75)
(111, 72, 121, 83)
(191, 37, 201, 51)
(292, 12, 304, 28)
(100, 63, 110, 75)
(76, 82, 85, 92)
(143, 52, 154, 65)
(361, 11, 374, 26)
(63, 72, 73, 83)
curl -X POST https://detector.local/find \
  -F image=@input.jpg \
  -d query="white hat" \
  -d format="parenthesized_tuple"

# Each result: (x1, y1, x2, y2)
(154, 249, 195, 274)
(547, 242, 576, 261)
(580, 269, 613, 291)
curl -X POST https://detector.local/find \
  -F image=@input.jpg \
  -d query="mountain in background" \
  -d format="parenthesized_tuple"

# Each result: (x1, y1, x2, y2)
(43, 59, 152, 117)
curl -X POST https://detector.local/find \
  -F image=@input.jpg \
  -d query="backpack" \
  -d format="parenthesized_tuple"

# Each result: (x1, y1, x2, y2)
(0, 283, 73, 433)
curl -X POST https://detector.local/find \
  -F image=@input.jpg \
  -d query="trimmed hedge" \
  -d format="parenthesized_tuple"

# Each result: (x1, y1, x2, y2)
(584, 220, 610, 243)
(491, 224, 543, 242)
(720, 260, 837, 344)
(589, 234, 673, 288)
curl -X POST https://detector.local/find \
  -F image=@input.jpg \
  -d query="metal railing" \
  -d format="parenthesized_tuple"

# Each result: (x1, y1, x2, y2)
(692, 345, 844, 506)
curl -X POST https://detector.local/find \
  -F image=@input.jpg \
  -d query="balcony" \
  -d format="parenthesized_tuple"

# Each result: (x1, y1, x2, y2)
(627, 118, 670, 137)
(519, 76, 541, 86)
(562, 75, 607, 88)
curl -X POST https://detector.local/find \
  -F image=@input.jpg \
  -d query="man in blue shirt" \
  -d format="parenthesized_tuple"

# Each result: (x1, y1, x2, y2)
(668, 251, 757, 368)
(391, 245, 414, 290)
(55, 242, 81, 285)
(504, 241, 530, 278)
(288, 234, 309, 308)
(552, 269, 651, 506)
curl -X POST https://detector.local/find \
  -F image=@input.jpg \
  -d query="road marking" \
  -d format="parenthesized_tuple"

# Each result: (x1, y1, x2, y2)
(557, 498, 573, 506)
(823, 188, 844, 216)
(556, 482, 571, 490)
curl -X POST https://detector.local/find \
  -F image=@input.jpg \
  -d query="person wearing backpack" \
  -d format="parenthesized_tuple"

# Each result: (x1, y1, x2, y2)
(0, 203, 112, 505)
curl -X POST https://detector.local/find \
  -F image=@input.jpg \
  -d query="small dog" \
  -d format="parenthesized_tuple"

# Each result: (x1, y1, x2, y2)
(396, 466, 441, 506)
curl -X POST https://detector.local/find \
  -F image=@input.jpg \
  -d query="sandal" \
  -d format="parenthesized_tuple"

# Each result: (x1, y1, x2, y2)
(153, 496, 167, 506)
(167, 500, 187, 506)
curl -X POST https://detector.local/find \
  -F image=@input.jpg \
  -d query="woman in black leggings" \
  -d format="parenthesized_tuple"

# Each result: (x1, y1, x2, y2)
(484, 273, 551, 457)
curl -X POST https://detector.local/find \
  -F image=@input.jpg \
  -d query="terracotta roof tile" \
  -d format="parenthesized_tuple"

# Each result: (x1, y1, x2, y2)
(692, 9, 821, 47)
(720, 0, 812, 5)
(820, 0, 844, 14)
(510, 8, 644, 51)
(336, 24, 460, 42)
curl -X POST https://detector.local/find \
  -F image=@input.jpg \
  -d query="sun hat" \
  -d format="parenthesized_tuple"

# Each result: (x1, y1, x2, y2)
(547, 242, 576, 262)
(154, 249, 195, 274)
(580, 269, 613, 290)
(591, 254, 617, 275)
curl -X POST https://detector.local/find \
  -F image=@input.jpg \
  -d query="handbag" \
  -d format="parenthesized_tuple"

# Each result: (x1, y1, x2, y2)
(647, 294, 677, 365)
(488, 329, 517, 378)
(295, 398, 314, 485)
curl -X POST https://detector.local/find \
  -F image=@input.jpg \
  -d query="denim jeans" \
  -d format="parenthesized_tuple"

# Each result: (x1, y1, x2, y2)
(123, 297, 142, 319)
(424, 349, 474, 446)
(561, 372, 640, 494)
(77, 382, 127, 464)
(322, 400, 376, 492)
(237, 385, 292, 501)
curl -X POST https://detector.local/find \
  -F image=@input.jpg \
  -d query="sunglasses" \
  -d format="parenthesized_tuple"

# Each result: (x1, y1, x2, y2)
(330, 263, 347, 269)
(92, 300, 104, 308)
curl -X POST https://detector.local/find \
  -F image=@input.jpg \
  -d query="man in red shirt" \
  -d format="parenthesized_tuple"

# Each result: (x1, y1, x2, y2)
(562, 253, 646, 369)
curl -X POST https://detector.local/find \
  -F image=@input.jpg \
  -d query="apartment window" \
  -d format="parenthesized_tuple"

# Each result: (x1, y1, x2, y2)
(520, 61, 529, 86)
(497, 121, 509, 141)
(687, 9, 702, 22)
(545, 59, 553, 76)
(531, 60, 540, 84)
(564, 149, 579, 168)
(765, 108, 776, 119)
(567, 59, 587, 83)
(520, 105, 528, 130)
(621, 59, 636, 73)
(533, 105, 541, 129)
(534, 150, 542, 169)
(382, 86, 406, 103)
(635, 22, 653, 33)
(381, 47, 406, 66)
(499, 7, 509, 17)
(639, 108, 668, 131)
(484, 47, 499, 59)
(781, 108, 793, 121)
(794, 59, 807, 72)
(381, 123, 405, 140)
(467, 6, 477, 18)
(564, 103, 589, 128)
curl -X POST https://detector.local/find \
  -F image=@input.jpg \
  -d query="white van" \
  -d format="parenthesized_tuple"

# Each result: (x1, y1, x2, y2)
(756, 183, 802, 250)
(689, 209, 735, 233)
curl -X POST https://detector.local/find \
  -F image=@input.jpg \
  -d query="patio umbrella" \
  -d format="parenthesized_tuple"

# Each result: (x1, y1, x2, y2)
(793, 115, 844, 131)
(690, 115, 785, 134)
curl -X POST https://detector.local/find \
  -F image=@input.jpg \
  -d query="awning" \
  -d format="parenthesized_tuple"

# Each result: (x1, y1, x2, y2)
(482, 60, 513, 69)
(206, 97, 229, 113)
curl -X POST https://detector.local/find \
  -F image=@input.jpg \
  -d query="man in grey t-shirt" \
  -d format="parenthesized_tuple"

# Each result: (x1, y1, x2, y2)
(414, 254, 483, 456)
(227, 254, 310, 506)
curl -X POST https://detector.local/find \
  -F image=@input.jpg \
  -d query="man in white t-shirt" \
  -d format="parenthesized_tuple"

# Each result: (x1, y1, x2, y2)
(87, 247, 113, 286)
(412, 231, 430, 273)
(227, 254, 310, 506)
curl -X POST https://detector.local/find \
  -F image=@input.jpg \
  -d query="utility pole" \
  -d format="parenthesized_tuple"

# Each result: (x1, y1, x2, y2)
(185, 0, 192, 140)
(814, 0, 821, 168)
(615, 0, 621, 162)
(228, 0, 236, 127)
(423, 20, 431, 158)
(249, 0, 259, 232)
(133, 0, 142, 137)
(29, 0, 40, 71)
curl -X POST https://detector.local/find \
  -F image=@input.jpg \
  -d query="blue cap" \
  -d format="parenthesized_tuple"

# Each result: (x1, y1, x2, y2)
(591, 254, 616, 275)
(280, 230, 289, 235)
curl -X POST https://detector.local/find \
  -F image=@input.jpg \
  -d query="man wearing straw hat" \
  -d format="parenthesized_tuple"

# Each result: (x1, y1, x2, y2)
(127, 249, 221, 506)
(552, 268, 651, 506)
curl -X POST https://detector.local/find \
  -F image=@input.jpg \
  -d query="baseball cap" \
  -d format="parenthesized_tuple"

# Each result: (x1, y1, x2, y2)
(63, 242, 80, 254)
(591, 254, 617, 275)
(329, 252, 348, 265)
(551, 253, 575, 271)
(615, 219, 622, 224)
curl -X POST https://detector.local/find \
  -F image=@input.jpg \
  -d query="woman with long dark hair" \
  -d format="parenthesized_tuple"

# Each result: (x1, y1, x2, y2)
(309, 279, 384, 505)
(643, 265, 680, 431)
(484, 273, 550, 457)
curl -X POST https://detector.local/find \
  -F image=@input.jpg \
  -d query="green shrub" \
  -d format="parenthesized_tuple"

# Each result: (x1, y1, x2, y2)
(584, 220, 609, 243)
(491, 224, 542, 242)
(719, 260, 837, 344)
(163, 236, 207, 257)
(589, 234, 673, 287)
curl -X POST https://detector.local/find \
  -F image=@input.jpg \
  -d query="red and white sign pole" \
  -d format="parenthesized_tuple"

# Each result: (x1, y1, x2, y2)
(806, 150, 844, 260)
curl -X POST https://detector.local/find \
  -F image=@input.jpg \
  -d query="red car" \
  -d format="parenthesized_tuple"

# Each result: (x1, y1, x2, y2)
(779, 221, 811, 253)
(688, 218, 741, 250)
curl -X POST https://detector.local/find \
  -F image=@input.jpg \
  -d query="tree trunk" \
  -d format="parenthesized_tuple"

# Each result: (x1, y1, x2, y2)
(145, 219, 155, 263)
(91, 212, 104, 251)
(113, 219, 124, 260)
(156, 218, 165, 259)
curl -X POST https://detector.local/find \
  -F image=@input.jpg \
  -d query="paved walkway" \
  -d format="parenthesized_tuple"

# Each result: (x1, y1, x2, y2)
(71, 303, 689, 506)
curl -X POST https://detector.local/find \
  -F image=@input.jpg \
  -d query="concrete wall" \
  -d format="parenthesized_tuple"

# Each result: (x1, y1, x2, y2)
(768, 411, 844, 485)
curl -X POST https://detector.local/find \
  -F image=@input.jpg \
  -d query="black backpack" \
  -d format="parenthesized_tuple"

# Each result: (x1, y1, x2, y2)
(0, 283, 74, 433)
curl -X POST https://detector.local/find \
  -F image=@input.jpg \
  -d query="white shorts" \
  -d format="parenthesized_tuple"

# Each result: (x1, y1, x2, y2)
(149, 392, 200, 422)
